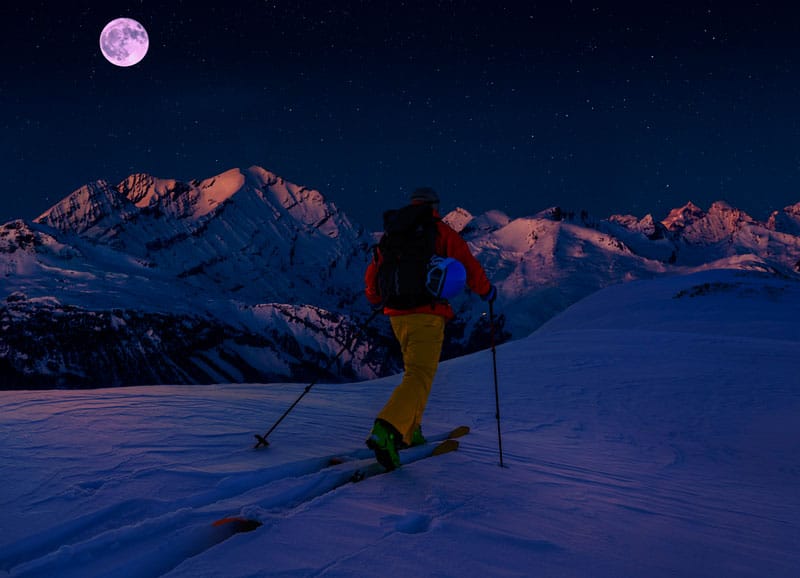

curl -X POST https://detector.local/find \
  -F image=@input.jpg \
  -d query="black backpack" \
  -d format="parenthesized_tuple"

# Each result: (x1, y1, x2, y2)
(376, 203, 439, 309)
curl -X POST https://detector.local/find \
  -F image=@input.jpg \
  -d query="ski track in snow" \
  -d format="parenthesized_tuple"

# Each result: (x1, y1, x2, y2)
(1, 269, 799, 577)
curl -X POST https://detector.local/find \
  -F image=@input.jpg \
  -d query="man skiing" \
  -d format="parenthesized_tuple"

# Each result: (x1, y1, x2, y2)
(364, 187, 496, 470)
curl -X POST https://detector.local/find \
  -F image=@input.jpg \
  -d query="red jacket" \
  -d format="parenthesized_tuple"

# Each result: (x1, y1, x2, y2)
(364, 213, 492, 320)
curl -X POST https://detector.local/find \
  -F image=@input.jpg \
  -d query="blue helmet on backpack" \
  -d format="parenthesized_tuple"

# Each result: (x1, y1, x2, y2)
(426, 257, 467, 299)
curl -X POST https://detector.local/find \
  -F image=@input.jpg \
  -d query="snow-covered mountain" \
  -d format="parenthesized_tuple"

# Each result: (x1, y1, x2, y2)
(32, 167, 365, 309)
(1, 167, 387, 387)
(448, 200, 800, 338)
(2, 165, 800, 387)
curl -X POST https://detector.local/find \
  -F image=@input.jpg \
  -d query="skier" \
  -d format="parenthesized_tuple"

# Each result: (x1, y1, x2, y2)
(364, 187, 496, 469)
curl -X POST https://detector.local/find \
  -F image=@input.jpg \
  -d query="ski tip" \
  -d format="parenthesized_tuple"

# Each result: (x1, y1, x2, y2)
(431, 439, 459, 456)
(212, 516, 263, 532)
(447, 426, 470, 439)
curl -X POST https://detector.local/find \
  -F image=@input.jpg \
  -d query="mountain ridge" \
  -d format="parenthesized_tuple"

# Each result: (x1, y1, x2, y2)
(2, 165, 799, 387)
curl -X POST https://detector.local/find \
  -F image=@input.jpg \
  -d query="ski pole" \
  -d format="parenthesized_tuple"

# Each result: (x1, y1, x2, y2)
(488, 300, 505, 467)
(254, 308, 381, 448)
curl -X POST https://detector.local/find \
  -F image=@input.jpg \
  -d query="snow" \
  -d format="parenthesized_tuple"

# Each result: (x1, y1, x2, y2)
(8, 163, 800, 388)
(190, 168, 247, 218)
(1, 268, 799, 577)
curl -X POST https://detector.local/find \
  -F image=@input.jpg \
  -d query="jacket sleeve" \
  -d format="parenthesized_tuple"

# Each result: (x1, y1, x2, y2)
(436, 222, 492, 296)
(364, 248, 383, 305)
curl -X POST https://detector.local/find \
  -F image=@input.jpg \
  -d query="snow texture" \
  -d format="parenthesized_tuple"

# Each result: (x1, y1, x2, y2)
(1, 268, 798, 577)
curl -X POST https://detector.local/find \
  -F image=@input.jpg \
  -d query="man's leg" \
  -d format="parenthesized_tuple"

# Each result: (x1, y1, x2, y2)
(377, 314, 445, 446)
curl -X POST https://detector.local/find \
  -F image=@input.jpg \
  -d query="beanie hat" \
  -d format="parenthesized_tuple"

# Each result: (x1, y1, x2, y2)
(410, 187, 440, 205)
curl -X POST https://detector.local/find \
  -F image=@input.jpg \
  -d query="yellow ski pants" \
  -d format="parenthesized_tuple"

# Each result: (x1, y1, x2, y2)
(377, 313, 446, 446)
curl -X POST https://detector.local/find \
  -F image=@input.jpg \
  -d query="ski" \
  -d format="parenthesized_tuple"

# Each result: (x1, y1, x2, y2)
(327, 425, 469, 466)
(349, 437, 460, 483)
(213, 427, 469, 533)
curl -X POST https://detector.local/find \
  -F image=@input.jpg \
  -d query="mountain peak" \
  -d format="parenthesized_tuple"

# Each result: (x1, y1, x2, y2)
(783, 201, 800, 216)
(119, 173, 173, 208)
(608, 213, 658, 236)
(662, 201, 705, 231)
(709, 200, 734, 212)
(244, 165, 281, 188)
(190, 168, 247, 217)
(443, 207, 474, 233)
(767, 201, 800, 235)
(117, 168, 247, 219)
(35, 180, 137, 234)
(708, 200, 755, 224)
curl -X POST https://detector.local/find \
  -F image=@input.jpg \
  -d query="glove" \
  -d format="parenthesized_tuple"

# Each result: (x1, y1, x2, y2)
(481, 285, 497, 303)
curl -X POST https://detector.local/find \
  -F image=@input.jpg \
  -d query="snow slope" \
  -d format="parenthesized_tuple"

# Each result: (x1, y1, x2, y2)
(1, 268, 798, 577)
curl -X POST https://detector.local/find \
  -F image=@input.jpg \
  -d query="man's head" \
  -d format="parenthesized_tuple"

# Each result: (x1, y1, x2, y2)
(410, 187, 440, 211)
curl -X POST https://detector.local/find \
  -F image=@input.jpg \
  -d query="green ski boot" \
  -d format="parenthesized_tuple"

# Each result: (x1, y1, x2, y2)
(366, 419, 401, 471)
(409, 425, 427, 447)
(398, 425, 427, 450)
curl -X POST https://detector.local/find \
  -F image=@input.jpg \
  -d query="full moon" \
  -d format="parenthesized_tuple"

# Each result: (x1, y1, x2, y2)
(99, 18, 149, 67)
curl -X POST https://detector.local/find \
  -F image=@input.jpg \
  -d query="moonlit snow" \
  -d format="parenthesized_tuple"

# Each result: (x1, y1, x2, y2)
(1, 268, 798, 577)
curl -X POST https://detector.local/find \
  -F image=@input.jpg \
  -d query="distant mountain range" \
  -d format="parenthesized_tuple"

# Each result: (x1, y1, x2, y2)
(2, 165, 799, 387)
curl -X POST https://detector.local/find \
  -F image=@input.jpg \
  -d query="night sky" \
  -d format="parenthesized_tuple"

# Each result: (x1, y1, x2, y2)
(3, 1, 800, 231)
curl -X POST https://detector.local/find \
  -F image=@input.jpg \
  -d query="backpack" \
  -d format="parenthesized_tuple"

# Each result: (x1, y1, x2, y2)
(376, 203, 439, 309)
